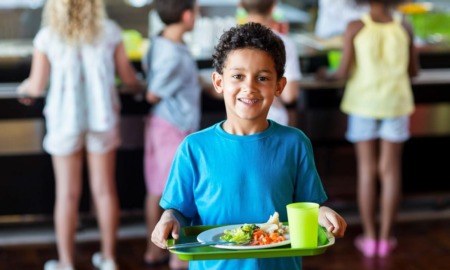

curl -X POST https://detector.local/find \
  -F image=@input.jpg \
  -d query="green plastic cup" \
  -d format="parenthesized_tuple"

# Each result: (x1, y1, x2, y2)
(327, 50, 342, 71)
(286, 202, 319, 248)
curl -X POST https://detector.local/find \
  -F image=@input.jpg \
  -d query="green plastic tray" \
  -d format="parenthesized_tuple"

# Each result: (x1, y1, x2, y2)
(167, 223, 335, 261)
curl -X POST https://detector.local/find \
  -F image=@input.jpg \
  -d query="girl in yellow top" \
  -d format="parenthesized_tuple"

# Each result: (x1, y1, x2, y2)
(317, 0, 419, 258)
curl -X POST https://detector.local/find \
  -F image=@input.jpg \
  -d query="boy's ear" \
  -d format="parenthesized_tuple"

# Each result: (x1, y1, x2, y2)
(275, 77, 287, 97)
(181, 8, 194, 25)
(212, 72, 224, 94)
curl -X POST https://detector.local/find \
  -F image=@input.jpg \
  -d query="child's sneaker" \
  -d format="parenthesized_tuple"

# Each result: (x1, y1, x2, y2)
(354, 235, 377, 258)
(44, 260, 74, 270)
(92, 252, 118, 270)
(377, 238, 397, 257)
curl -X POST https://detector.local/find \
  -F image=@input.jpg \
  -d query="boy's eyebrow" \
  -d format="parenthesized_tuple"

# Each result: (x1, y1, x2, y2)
(225, 66, 274, 74)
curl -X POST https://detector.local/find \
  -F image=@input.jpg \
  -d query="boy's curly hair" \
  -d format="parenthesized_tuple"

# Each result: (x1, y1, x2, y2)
(212, 22, 286, 80)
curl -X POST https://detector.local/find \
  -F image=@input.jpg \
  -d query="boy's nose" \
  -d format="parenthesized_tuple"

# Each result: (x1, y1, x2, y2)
(242, 79, 256, 92)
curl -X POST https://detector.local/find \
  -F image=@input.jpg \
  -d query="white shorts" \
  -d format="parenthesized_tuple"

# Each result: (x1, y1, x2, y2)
(43, 127, 121, 156)
(345, 114, 410, 143)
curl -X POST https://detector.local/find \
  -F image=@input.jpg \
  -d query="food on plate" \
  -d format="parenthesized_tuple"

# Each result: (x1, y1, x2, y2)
(260, 211, 289, 234)
(219, 212, 289, 246)
(220, 223, 258, 244)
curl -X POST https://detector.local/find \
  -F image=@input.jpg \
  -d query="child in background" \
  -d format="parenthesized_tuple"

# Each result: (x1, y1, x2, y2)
(240, 0, 301, 126)
(17, 0, 142, 269)
(141, 0, 200, 269)
(316, 0, 419, 258)
(151, 22, 347, 270)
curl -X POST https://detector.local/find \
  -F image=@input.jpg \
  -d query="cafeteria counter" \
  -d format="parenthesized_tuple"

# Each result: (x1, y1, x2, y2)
(1, 68, 450, 218)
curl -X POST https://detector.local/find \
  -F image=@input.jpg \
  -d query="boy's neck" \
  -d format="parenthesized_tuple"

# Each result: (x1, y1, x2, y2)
(161, 24, 187, 43)
(222, 118, 270, 135)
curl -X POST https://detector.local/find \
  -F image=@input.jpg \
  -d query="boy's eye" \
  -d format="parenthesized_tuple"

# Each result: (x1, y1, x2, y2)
(232, 74, 243, 80)
(258, 76, 269, 82)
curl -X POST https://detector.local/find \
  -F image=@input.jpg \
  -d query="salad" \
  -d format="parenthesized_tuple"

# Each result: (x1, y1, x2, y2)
(220, 223, 259, 244)
(220, 212, 289, 245)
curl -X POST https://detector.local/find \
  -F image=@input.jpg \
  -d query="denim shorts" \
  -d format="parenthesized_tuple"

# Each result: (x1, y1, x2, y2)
(345, 114, 410, 143)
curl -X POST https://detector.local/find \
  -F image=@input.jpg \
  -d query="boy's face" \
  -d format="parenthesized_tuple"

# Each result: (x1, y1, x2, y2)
(212, 48, 286, 124)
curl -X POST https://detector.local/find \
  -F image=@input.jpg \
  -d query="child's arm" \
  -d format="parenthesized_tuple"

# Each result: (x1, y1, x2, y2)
(17, 48, 50, 105)
(318, 206, 347, 238)
(146, 91, 161, 104)
(402, 19, 420, 78)
(316, 20, 364, 81)
(19, 48, 50, 97)
(151, 209, 190, 249)
(114, 42, 145, 93)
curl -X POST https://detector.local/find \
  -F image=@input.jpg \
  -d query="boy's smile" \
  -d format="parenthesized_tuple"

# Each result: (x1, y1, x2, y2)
(212, 48, 286, 133)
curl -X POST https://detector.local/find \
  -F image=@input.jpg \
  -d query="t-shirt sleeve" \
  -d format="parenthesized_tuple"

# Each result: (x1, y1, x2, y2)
(160, 140, 198, 219)
(105, 20, 123, 46)
(149, 55, 182, 98)
(295, 134, 328, 204)
(33, 28, 50, 53)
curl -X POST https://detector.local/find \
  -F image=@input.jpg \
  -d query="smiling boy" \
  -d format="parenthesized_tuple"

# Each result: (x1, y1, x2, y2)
(151, 22, 347, 270)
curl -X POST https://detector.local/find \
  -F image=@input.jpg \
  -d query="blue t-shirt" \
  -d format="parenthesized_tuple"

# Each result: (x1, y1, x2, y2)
(161, 120, 328, 270)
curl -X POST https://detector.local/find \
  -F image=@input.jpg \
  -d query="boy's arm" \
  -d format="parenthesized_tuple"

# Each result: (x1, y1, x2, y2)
(114, 42, 144, 93)
(318, 206, 347, 238)
(151, 209, 190, 249)
(146, 91, 161, 104)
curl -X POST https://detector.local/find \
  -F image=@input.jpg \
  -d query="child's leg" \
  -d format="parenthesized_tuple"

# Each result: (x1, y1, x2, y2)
(51, 150, 84, 267)
(355, 140, 378, 239)
(378, 140, 403, 240)
(143, 116, 189, 268)
(87, 149, 119, 261)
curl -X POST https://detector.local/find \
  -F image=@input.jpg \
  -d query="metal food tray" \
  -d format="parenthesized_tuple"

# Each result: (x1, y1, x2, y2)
(167, 223, 335, 261)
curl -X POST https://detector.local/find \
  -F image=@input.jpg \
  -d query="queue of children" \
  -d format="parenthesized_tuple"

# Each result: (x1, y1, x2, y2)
(17, 0, 143, 269)
(316, 0, 419, 258)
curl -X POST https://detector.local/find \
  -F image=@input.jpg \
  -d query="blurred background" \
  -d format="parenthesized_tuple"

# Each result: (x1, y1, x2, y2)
(0, 2, 449, 267)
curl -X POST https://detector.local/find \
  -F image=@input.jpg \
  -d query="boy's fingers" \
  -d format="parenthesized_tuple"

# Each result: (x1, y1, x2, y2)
(171, 224, 180, 240)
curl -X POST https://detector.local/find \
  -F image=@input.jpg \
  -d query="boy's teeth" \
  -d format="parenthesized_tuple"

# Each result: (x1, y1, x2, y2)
(240, 98, 257, 104)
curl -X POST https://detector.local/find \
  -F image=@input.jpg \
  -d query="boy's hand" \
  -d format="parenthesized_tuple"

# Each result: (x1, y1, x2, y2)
(318, 206, 347, 238)
(151, 209, 182, 249)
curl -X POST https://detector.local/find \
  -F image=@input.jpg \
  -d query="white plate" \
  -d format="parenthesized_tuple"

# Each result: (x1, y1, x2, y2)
(197, 224, 291, 250)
